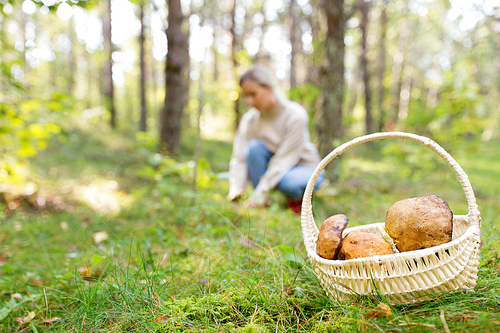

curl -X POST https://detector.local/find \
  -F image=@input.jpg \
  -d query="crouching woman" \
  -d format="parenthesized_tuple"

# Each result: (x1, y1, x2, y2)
(227, 65, 324, 214)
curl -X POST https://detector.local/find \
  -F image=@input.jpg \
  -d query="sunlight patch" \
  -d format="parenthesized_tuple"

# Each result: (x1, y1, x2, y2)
(75, 180, 132, 215)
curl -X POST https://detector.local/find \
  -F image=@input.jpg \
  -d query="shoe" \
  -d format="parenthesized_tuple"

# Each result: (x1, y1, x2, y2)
(287, 198, 302, 216)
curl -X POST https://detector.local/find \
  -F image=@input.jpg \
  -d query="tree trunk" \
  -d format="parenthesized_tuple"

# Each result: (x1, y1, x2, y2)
(212, 21, 219, 82)
(318, 0, 344, 180)
(103, 0, 116, 129)
(0, 15, 6, 97)
(306, 0, 321, 85)
(193, 58, 205, 191)
(398, 63, 413, 125)
(376, 0, 388, 132)
(389, 13, 409, 126)
(360, 0, 372, 134)
(229, 0, 241, 131)
(68, 16, 76, 94)
(21, 10, 31, 95)
(160, 0, 187, 156)
(86, 52, 93, 108)
(289, 0, 298, 89)
(139, 4, 147, 132)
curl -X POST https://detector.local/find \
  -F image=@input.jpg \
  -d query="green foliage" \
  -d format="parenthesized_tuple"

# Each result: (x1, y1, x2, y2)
(289, 83, 322, 138)
(31, 0, 98, 9)
(405, 72, 487, 151)
(137, 130, 218, 195)
(0, 94, 67, 182)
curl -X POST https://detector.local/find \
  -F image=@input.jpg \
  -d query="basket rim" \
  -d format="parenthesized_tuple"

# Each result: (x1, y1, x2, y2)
(310, 222, 478, 267)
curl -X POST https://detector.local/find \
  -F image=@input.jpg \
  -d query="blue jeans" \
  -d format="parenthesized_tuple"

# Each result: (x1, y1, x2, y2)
(247, 139, 324, 200)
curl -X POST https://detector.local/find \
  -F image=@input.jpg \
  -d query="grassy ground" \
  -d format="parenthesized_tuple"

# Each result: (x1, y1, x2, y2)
(1, 124, 499, 332)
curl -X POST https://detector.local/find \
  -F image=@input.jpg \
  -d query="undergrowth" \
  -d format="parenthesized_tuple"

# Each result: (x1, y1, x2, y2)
(1, 126, 499, 332)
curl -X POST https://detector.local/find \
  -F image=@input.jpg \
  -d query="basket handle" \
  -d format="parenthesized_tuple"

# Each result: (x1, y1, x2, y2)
(301, 132, 481, 255)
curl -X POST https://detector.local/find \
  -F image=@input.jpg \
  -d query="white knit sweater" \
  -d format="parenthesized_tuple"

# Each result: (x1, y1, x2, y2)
(229, 96, 321, 199)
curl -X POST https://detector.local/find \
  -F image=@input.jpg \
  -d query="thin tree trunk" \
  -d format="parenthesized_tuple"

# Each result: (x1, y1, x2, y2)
(230, 0, 241, 131)
(376, 0, 388, 132)
(139, 4, 147, 132)
(86, 52, 93, 108)
(150, 3, 159, 121)
(346, 77, 359, 133)
(103, 0, 116, 128)
(212, 22, 219, 82)
(398, 64, 413, 125)
(193, 55, 205, 191)
(255, 19, 270, 65)
(426, 55, 441, 108)
(389, 14, 409, 126)
(360, 0, 372, 134)
(319, 0, 345, 181)
(68, 16, 76, 94)
(160, 0, 187, 156)
(152, 57, 158, 120)
(0, 16, 7, 99)
(289, 0, 298, 89)
(306, 0, 321, 85)
(21, 10, 31, 95)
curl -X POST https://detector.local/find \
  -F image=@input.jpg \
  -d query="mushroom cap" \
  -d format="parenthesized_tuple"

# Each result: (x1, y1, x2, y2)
(316, 214, 349, 260)
(385, 195, 453, 252)
(337, 231, 394, 260)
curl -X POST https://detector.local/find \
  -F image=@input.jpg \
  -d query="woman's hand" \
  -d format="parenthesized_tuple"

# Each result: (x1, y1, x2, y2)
(227, 188, 245, 201)
(242, 198, 260, 208)
(243, 193, 268, 208)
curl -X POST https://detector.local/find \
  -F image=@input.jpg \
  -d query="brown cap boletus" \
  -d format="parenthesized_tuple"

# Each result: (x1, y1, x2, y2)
(385, 195, 453, 252)
(316, 214, 349, 260)
(337, 231, 394, 260)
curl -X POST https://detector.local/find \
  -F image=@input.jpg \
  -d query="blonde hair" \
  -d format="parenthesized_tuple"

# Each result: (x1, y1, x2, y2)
(239, 65, 276, 88)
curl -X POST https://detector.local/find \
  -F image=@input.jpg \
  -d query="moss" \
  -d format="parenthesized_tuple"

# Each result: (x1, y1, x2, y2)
(238, 322, 268, 333)
(311, 316, 358, 333)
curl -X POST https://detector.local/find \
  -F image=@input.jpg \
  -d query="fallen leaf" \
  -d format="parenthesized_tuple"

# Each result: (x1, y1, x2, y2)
(78, 267, 102, 281)
(41, 317, 61, 324)
(78, 267, 92, 278)
(364, 302, 392, 318)
(159, 252, 169, 267)
(16, 311, 36, 324)
(11, 293, 22, 299)
(240, 237, 255, 249)
(197, 278, 209, 285)
(31, 278, 42, 285)
(460, 313, 476, 322)
(92, 231, 108, 244)
(155, 315, 170, 323)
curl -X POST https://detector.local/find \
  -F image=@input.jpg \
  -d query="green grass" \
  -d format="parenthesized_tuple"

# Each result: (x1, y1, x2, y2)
(1, 125, 500, 332)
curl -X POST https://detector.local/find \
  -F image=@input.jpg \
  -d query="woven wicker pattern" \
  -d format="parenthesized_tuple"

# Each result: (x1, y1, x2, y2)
(301, 132, 481, 304)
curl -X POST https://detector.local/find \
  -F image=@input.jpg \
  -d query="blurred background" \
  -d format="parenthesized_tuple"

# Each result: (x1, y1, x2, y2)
(1, 0, 499, 177)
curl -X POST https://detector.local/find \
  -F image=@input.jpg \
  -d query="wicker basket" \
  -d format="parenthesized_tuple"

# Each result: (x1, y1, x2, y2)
(301, 132, 481, 304)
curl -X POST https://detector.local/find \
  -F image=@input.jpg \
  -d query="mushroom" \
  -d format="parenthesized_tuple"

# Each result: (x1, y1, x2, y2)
(316, 214, 349, 260)
(385, 195, 453, 252)
(337, 231, 394, 260)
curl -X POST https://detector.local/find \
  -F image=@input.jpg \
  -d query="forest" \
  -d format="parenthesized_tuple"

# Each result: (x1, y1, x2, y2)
(1, 0, 500, 332)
